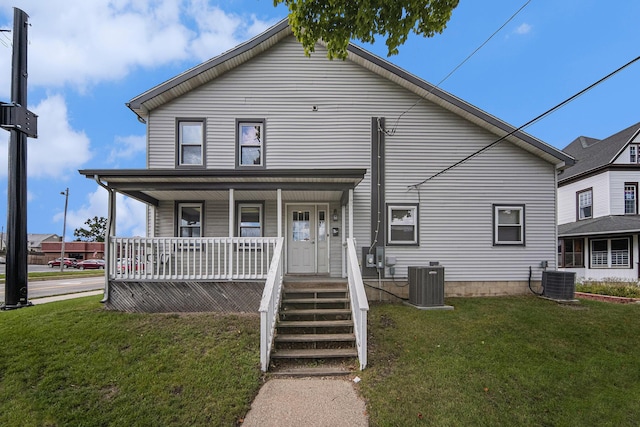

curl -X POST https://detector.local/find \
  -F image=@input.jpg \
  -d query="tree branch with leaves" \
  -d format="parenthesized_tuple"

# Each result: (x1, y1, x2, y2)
(73, 216, 107, 242)
(275, 0, 459, 59)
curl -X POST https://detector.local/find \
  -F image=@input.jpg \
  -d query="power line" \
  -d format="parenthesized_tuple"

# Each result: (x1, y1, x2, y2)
(408, 54, 640, 189)
(380, 0, 532, 136)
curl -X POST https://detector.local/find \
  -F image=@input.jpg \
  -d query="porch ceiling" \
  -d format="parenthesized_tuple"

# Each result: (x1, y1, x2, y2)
(79, 168, 366, 206)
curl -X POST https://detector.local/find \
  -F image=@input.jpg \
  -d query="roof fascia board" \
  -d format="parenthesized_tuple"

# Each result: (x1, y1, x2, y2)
(558, 165, 640, 186)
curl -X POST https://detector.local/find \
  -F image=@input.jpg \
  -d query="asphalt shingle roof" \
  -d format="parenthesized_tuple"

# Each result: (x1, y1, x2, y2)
(558, 215, 640, 237)
(558, 122, 640, 183)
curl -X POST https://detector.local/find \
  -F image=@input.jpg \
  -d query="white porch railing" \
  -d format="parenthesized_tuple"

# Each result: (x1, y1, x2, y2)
(108, 237, 280, 280)
(258, 238, 284, 372)
(346, 238, 369, 370)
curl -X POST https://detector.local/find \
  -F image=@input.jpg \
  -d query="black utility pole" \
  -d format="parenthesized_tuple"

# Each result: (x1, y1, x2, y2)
(1, 8, 38, 310)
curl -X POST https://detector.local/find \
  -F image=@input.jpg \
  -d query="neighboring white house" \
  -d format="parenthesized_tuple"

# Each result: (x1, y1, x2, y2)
(557, 122, 640, 283)
(80, 19, 574, 311)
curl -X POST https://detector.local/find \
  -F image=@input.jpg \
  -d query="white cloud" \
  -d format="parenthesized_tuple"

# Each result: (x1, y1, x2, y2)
(108, 134, 146, 165)
(54, 186, 146, 239)
(0, 94, 91, 179)
(0, 0, 276, 96)
(515, 23, 532, 35)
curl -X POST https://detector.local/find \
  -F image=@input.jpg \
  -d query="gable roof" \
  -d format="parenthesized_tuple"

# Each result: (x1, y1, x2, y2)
(558, 121, 640, 184)
(127, 18, 573, 168)
(558, 215, 640, 238)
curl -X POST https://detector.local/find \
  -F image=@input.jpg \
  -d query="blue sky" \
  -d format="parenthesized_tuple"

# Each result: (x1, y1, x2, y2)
(0, 0, 639, 239)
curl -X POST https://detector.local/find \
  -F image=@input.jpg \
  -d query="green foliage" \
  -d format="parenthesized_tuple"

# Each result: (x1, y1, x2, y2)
(73, 216, 107, 242)
(359, 297, 640, 426)
(0, 297, 262, 426)
(275, 0, 459, 59)
(576, 283, 640, 298)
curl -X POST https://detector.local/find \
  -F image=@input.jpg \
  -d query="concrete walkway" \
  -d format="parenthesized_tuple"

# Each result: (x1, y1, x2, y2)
(30, 290, 103, 304)
(242, 378, 368, 426)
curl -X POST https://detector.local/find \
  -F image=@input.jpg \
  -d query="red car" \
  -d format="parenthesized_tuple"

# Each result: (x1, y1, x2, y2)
(75, 259, 105, 270)
(48, 257, 77, 268)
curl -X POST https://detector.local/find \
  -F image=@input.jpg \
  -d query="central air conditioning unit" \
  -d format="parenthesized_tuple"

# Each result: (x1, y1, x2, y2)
(542, 271, 576, 301)
(408, 265, 445, 307)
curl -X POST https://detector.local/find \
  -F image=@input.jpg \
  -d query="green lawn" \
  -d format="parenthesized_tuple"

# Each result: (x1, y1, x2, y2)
(359, 296, 640, 426)
(0, 297, 262, 426)
(1, 295, 638, 426)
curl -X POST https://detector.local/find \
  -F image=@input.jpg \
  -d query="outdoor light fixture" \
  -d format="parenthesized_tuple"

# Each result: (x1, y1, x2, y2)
(332, 209, 338, 221)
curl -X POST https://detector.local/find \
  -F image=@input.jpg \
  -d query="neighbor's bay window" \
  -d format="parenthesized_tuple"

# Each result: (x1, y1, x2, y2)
(494, 205, 525, 245)
(624, 183, 637, 214)
(178, 120, 204, 166)
(558, 238, 584, 267)
(387, 204, 418, 245)
(177, 203, 202, 237)
(237, 120, 264, 167)
(577, 188, 592, 220)
(590, 238, 630, 268)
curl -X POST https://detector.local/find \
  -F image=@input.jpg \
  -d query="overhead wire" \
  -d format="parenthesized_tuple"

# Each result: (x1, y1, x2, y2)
(380, 0, 532, 136)
(408, 53, 640, 190)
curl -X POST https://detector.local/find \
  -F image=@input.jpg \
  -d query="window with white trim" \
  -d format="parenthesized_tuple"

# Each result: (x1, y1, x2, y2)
(591, 238, 630, 268)
(177, 203, 202, 237)
(387, 205, 418, 245)
(494, 205, 525, 245)
(237, 121, 264, 167)
(237, 203, 263, 237)
(178, 120, 204, 166)
(624, 183, 637, 214)
(577, 189, 592, 220)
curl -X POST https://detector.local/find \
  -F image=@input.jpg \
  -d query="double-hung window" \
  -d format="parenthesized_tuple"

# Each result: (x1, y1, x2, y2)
(177, 203, 202, 237)
(494, 205, 525, 245)
(624, 183, 637, 214)
(177, 120, 204, 166)
(387, 204, 418, 245)
(577, 189, 592, 220)
(237, 120, 265, 167)
(591, 238, 630, 268)
(237, 203, 263, 237)
(630, 144, 639, 163)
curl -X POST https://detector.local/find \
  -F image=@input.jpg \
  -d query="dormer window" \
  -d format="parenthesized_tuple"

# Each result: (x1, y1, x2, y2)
(630, 144, 639, 163)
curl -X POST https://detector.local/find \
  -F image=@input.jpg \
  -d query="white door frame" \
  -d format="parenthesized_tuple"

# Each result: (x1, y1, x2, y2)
(284, 203, 330, 274)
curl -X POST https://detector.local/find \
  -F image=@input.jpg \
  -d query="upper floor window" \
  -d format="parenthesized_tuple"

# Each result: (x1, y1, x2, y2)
(624, 183, 637, 214)
(493, 205, 525, 245)
(237, 120, 265, 168)
(577, 189, 592, 220)
(387, 204, 418, 245)
(177, 120, 204, 166)
(630, 144, 639, 163)
(237, 203, 263, 237)
(177, 203, 202, 237)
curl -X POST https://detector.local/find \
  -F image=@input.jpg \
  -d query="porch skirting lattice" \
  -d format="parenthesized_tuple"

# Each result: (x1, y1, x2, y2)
(105, 280, 264, 313)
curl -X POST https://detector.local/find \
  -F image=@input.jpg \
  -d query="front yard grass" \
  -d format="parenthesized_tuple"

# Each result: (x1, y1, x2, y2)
(359, 296, 640, 426)
(2, 295, 639, 426)
(0, 297, 262, 426)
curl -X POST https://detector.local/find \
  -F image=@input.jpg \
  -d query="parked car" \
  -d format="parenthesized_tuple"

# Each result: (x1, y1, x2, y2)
(116, 258, 144, 273)
(47, 257, 77, 268)
(75, 259, 105, 270)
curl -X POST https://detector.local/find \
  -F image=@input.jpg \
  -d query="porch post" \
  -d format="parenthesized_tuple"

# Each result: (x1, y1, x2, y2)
(342, 204, 347, 278)
(348, 189, 354, 239)
(277, 189, 282, 238)
(103, 188, 116, 302)
(228, 189, 234, 279)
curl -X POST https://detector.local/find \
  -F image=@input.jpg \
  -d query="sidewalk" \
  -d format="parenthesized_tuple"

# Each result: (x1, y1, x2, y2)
(241, 378, 368, 427)
(30, 290, 103, 304)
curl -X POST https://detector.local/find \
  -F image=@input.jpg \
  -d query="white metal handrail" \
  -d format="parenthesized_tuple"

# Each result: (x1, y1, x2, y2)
(108, 237, 279, 281)
(258, 238, 284, 372)
(346, 238, 369, 370)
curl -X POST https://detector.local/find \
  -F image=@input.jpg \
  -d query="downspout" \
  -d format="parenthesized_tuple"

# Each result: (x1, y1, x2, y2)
(94, 175, 114, 303)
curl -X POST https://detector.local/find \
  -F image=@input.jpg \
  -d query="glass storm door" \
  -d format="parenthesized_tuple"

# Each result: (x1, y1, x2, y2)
(287, 206, 316, 273)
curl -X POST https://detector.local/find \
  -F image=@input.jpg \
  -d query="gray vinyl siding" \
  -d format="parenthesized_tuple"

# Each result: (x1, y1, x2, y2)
(146, 35, 558, 281)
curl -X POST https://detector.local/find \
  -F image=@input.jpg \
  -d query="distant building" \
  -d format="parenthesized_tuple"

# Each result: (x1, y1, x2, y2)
(27, 233, 61, 252)
(41, 241, 105, 262)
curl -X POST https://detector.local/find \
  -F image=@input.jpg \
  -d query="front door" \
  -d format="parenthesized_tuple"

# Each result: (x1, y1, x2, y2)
(287, 204, 330, 274)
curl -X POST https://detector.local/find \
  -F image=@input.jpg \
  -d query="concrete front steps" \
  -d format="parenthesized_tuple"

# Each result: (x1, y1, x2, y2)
(270, 279, 357, 376)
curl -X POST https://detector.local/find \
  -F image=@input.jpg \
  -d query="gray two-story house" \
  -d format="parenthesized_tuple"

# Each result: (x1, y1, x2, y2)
(81, 18, 573, 311)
